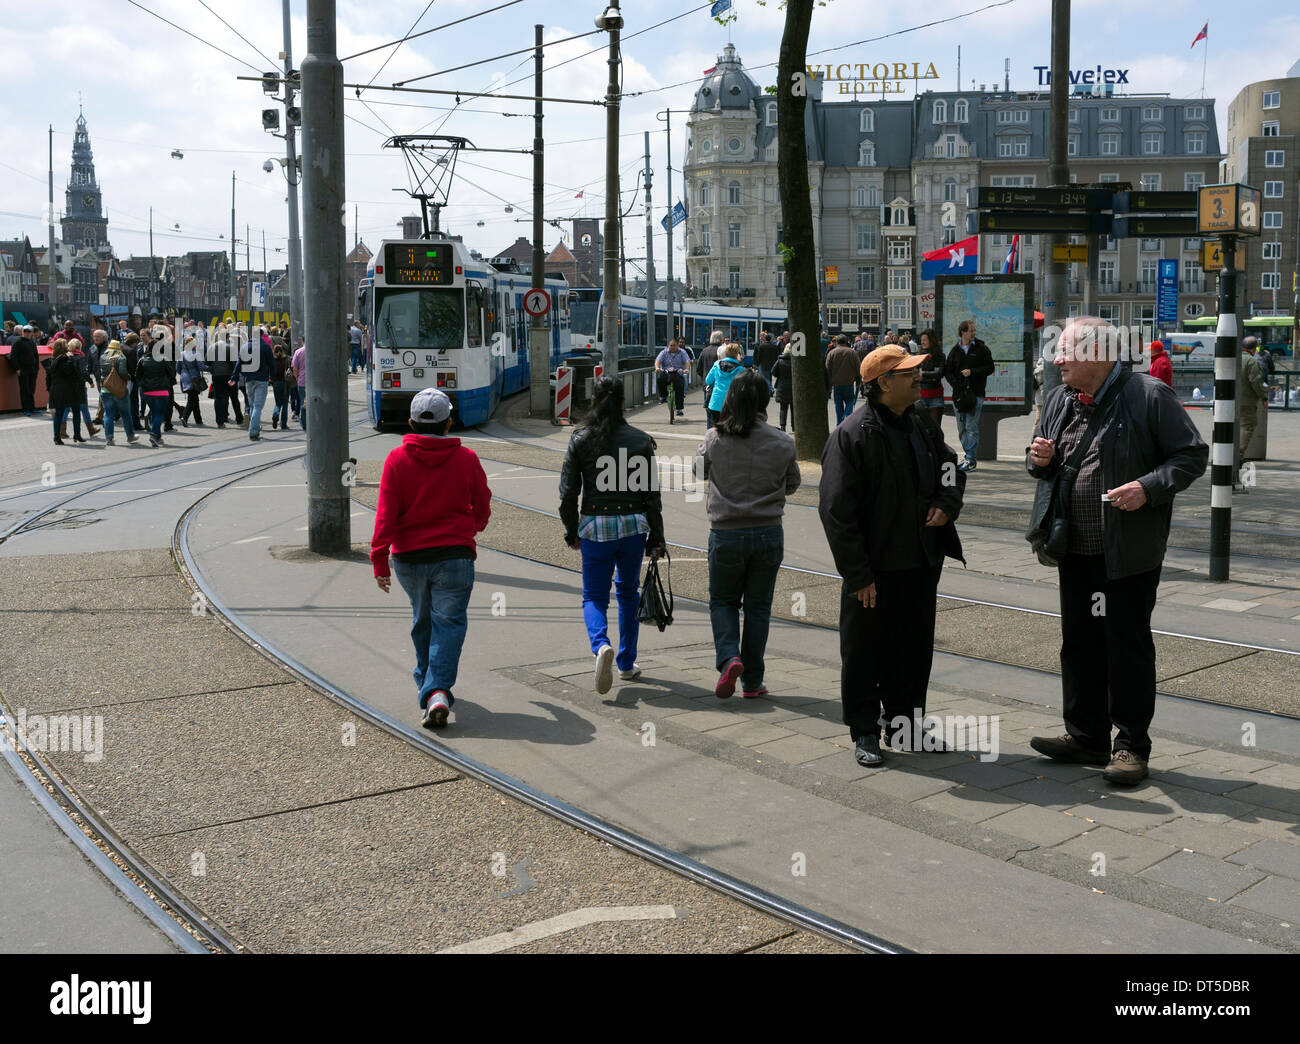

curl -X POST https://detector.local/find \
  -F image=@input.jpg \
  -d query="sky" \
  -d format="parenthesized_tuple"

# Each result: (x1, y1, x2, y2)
(2, 0, 1299, 285)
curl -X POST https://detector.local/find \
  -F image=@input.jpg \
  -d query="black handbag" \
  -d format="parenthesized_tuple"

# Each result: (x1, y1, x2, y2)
(1026, 397, 1110, 567)
(952, 380, 977, 414)
(637, 551, 674, 632)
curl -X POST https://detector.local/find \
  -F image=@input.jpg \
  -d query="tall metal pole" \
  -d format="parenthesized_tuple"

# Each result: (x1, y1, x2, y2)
(48, 125, 55, 316)
(600, 2, 622, 375)
(302, 0, 349, 553)
(662, 109, 676, 341)
(643, 131, 656, 357)
(528, 23, 550, 415)
(1210, 235, 1238, 581)
(1041, 0, 1070, 400)
(284, 0, 306, 348)
(230, 171, 237, 310)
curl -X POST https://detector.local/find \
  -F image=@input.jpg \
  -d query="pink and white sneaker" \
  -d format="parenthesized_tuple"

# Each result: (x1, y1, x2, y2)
(715, 658, 744, 699)
(742, 685, 768, 700)
(422, 691, 450, 730)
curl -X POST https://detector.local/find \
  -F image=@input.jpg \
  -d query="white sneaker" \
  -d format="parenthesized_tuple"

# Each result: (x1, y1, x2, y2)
(422, 691, 450, 730)
(619, 664, 642, 681)
(594, 644, 614, 694)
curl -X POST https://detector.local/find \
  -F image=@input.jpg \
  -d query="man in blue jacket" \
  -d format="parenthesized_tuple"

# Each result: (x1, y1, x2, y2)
(243, 326, 275, 441)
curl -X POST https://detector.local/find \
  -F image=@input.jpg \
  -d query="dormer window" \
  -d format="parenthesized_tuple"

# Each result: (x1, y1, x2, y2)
(766, 101, 777, 126)
(954, 98, 968, 122)
(860, 108, 874, 132)
(859, 140, 875, 166)
(893, 206, 907, 226)
(933, 99, 947, 124)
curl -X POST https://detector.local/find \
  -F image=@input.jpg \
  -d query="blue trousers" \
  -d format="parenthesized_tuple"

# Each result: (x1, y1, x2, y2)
(708, 526, 783, 690)
(392, 556, 475, 708)
(102, 394, 134, 439)
(832, 384, 857, 424)
(245, 380, 268, 437)
(580, 532, 646, 671)
(146, 396, 169, 438)
(271, 381, 289, 427)
(955, 396, 984, 464)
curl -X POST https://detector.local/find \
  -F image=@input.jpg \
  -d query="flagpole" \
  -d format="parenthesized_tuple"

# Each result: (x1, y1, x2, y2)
(1201, 30, 1208, 99)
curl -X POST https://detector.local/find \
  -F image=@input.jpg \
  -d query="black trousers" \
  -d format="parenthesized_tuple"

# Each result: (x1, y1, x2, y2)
(180, 388, 204, 423)
(213, 379, 243, 424)
(1058, 553, 1161, 758)
(840, 564, 941, 740)
(17, 367, 37, 412)
(657, 372, 684, 407)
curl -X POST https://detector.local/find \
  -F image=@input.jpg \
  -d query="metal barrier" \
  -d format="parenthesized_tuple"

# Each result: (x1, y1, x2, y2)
(1174, 367, 1298, 410)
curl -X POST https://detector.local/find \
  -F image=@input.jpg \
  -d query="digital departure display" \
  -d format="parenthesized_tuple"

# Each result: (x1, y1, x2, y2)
(383, 243, 455, 285)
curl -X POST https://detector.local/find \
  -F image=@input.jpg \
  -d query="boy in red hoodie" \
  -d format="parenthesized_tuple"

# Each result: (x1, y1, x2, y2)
(1147, 340, 1173, 388)
(371, 388, 491, 729)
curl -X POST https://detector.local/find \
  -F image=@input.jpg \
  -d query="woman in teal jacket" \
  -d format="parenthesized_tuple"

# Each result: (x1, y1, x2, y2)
(704, 343, 744, 429)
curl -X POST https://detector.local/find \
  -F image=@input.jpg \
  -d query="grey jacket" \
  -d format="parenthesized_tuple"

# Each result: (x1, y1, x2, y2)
(698, 418, 801, 530)
(1027, 369, 1208, 579)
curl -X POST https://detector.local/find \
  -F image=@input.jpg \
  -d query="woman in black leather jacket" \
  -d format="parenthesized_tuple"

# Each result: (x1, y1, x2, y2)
(915, 328, 945, 430)
(559, 377, 666, 694)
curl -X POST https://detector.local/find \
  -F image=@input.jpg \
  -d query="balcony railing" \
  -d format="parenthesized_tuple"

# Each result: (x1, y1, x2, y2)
(1138, 280, 1157, 295)
(930, 142, 974, 159)
(1099, 279, 1121, 295)
(1180, 279, 1207, 294)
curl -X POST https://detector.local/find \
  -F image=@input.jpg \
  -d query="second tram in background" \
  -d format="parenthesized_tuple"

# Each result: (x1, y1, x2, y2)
(356, 237, 570, 429)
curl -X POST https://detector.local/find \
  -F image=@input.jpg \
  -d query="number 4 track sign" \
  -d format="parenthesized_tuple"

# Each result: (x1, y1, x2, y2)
(523, 288, 551, 317)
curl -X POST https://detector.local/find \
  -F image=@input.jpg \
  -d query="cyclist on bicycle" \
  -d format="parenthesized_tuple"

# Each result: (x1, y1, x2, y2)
(656, 339, 691, 417)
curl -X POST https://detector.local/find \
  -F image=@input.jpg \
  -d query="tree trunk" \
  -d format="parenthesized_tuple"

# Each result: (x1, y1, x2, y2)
(776, 0, 826, 460)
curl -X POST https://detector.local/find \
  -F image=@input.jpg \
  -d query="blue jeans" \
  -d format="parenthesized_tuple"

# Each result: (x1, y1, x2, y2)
(146, 396, 169, 438)
(759, 365, 772, 389)
(580, 532, 646, 671)
(349, 346, 363, 372)
(832, 384, 857, 424)
(102, 394, 134, 439)
(271, 381, 289, 427)
(955, 396, 984, 464)
(708, 526, 783, 689)
(392, 556, 475, 708)
(289, 383, 301, 415)
(246, 380, 268, 436)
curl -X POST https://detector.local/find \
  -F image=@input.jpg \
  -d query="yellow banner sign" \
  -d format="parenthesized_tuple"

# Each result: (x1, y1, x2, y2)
(824, 265, 839, 285)
(1052, 244, 1089, 263)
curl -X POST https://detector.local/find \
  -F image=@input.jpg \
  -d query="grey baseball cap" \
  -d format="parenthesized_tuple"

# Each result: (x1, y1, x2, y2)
(410, 387, 452, 423)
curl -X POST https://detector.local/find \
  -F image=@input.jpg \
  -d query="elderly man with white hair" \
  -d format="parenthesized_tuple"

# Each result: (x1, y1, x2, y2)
(1025, 317, 1207, 784)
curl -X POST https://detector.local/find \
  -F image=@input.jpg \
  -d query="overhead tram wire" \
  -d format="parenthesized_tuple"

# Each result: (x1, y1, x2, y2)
(359, 0, 440, 96)
(623, 0, 1019, 99)
(194, 0, 279, 71)
(123, 0, 262, 73)
(394, 29, 603, 87)
(341, 0, 529, 62)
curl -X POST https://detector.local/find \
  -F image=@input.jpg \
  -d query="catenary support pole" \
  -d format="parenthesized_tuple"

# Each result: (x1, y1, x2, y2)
(1041, 0, 1070, 403)
(600, 2, 622, 376)
(643, 130, 656, 360)
(302, 0, 349, 553)
(284, 0, 306, 348)
(230, 172, 237, 309)
(1210, 235, 1238, 582)
(48, 126, 55, 320)
(662, 110, 675, 341)
(529, 23, 550, 416)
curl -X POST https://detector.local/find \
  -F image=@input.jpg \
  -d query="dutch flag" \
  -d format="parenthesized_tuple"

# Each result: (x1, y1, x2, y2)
(1001, 234, 1020, 274)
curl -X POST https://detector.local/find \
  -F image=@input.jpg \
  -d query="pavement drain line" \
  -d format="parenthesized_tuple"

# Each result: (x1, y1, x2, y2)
(172, 462, 906, 956)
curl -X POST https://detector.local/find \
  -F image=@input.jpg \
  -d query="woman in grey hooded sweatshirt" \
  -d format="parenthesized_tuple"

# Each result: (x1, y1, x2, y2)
(697, 369, 801, 699)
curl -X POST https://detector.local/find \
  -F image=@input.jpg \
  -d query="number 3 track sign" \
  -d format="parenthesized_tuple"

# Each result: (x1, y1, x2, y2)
(523, 288, 551, 317)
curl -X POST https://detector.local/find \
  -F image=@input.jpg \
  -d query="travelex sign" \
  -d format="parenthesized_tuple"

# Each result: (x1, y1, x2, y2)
(1035, 65, 1130, 86)
(807, 61, 940, 97)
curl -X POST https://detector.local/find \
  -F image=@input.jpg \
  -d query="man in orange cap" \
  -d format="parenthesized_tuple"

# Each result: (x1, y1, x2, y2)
(819, 346, 967, 767)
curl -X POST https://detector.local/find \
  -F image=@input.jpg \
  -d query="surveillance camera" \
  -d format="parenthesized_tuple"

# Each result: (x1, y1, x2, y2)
(594, 6, 623, 30)
(263, 159, 275, 173)
(262, 71, 280, 95)
(262, 108, 280, 132)
(285, 105, 301, 126)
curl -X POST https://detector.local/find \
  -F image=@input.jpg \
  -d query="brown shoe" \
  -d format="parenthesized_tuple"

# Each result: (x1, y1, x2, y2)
(1103, 750, 1149, 785)
(1029, 733, 1111, 765)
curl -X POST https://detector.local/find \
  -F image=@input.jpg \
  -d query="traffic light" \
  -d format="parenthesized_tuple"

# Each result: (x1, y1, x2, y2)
(262, 109, 280, 132)
(262, 71, 280, 95)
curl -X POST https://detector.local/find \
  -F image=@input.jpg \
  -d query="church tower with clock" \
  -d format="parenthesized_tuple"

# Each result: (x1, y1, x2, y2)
(61, 109, 111, 252)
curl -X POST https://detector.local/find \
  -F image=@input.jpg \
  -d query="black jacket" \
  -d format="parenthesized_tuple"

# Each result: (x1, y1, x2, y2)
(819, 397, 966, 592)
(696, 343, 719, 381)
(771, 353, 794, 404)
(135, 353, 172, 393)
(7, 335, 37, 372)
(1028, 369, 1208, 579)
(944, 337, 995, 399)
(755, 339, 779, 370)
(44, 355, 83, 409)
(918, 345, 945, 392)
(559, 420, 664, 548)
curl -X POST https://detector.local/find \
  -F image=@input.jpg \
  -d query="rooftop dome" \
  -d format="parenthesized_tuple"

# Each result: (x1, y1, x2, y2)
(692, 43, 760, 113)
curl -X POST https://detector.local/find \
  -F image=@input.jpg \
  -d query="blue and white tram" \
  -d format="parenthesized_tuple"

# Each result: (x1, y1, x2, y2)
(358, 237, 570, 429)
(571, 291, 788, 363)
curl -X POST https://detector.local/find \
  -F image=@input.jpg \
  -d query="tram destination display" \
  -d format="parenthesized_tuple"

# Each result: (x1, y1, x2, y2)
(383, 243, 455, 285)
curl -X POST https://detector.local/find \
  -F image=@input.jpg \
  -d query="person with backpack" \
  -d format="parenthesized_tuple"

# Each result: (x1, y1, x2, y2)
(704, 342, 744, 430)
(559, 377, 666, 694)
(699, 370, 801, 699)
(99, 340, 138, 445)
(371, 388, 492, 730)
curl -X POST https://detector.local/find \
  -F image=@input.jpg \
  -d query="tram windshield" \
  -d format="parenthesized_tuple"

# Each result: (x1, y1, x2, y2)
(375, 288, 464, 350)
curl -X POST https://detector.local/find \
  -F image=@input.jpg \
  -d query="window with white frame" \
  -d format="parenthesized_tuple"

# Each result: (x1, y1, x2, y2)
(893, 206, 908, 226)
(1263, 121, 1280, 137)
(700, 223, 710, 248)
(766, 101, 777, 126)
(888, 268, 912, 293)
(1101, 134, 1119, 155)
(1185, 172, 1205, 191)
(1185, 104, 1205, 120)
(888, 297, 911, 323)
(774, 268, 785, 289)
(1099, 235, 1117, 252)
(866, 185, 878, 207)
(1099, 304, 1120, 323)
(860, 108, 874, 132)
(1265, 181, 1284, 198)
(856, 224, 877, 253)
(857, 266, 875, 293)
(1263, 272, 1281, 290)
(1263, 211, 1283, 229)
(943, 178, 956, 202)
(954, 98, 968, 122)
(728, 266, 741, 291)
(933, 99, 947, 123)
(1265, 150, 1284, 167)
(1069, 107, 1078, 122)
(859, 140, 875, 166)
(1140, 173, 1161, 191)
(943, 227, 956, 245)
(1186, 132, 1206, 154)
(1141, 259, 1158, 287)
(1184, 259, 1202, 285)
(728, 223, 741, 248)
(728, 180, 741, 204)
(1101, 106, 1118, 122)
(1099, 172, 1119, 183)
(1182, 237, 1200, 252)
(699, 181, 711, 206)
(1068, 135, 1078, 156)
(1142, 132, 1163, 155)
(945, 135, 957, 158)
(1185, 302, 1204, 317)
(1263, 90, 1281, 109)
(887, 240, 911, 263)
(1142, 105, 1162, 121)
(1263, 241, 1282, 260)
(1141, 238, 1160, 252)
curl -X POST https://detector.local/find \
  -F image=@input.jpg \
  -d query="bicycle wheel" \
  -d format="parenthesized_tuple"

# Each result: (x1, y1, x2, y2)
(667, 380, 675, 424)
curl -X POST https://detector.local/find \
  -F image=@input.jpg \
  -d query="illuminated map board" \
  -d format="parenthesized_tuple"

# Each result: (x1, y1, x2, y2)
(934, 273, 1034, 414)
